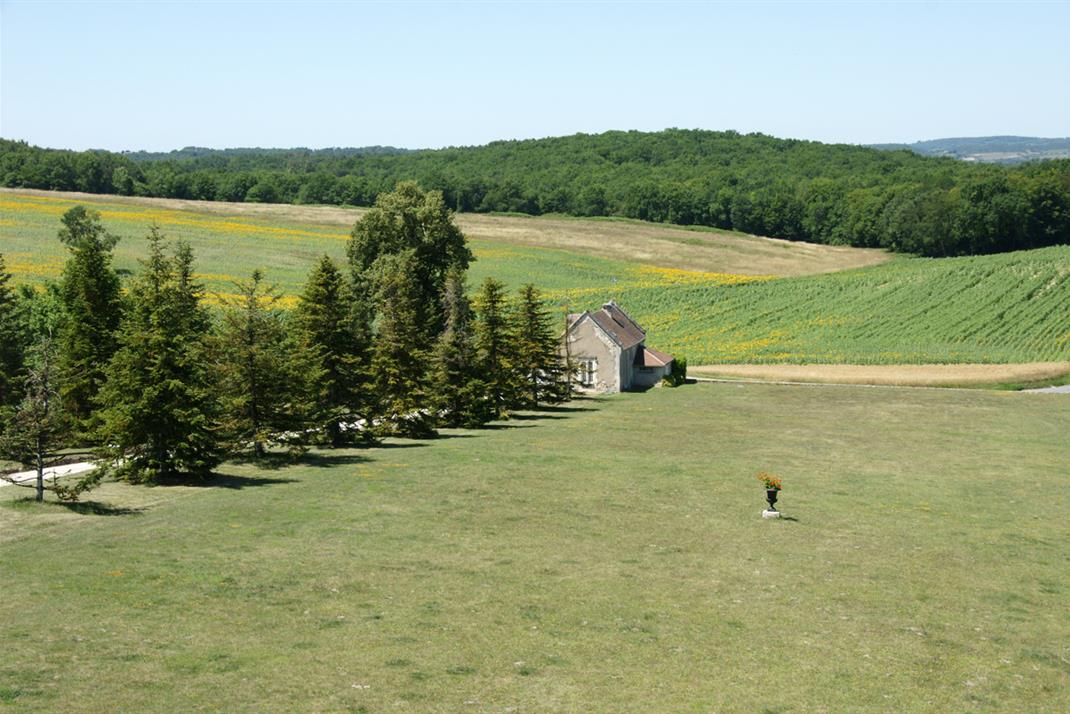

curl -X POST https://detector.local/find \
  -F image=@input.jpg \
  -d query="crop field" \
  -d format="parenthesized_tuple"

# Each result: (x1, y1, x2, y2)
(2, 189, 1068, 365)
(2, 383, 1070, 712)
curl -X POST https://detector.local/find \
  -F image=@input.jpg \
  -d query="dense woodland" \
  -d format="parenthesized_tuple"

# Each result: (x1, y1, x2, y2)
(0, 184, 587, 500)
(2, 130, 1069, 257)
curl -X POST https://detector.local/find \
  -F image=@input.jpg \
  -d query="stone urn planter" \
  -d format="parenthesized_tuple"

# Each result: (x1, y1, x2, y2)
(756, 472, 783, 519)
(766, 488, 779, 512)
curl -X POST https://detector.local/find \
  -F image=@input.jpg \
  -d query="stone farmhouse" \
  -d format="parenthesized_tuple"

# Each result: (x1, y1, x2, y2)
(564, 301, 675, 393)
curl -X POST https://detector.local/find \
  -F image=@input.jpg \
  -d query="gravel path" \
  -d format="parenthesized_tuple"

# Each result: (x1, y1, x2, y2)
(0, 462, 97, 488)
(1022, 384, 1070, 393)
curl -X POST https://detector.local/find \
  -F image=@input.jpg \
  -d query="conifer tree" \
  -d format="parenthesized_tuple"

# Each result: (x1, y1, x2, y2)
(0, 254, 25, 407)
(371, 252, 436, 437)
(431, 266, 492, 427)
(293, 255, 369, 446)
(95, 228, 221, 482)
(55, 207, 123, 433)
(214, 270, 313, 457)
(510, 284, 570, 406)
(473, 277, 517, 418)
(1, 339, 98, 501)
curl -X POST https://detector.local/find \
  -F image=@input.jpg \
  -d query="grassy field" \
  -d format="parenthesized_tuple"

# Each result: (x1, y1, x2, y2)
(2, 383, 1069, 712)
(2, 189, 1068, 365)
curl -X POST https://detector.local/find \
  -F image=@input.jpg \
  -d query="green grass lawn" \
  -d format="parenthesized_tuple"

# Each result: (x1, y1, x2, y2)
(2, 384, 1069, 712)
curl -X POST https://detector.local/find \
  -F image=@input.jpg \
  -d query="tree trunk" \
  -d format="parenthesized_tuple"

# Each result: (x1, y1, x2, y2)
(35, 436, 44, 502)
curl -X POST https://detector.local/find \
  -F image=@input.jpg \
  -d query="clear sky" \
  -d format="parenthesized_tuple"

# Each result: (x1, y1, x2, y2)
(1, 1, 1068, 151)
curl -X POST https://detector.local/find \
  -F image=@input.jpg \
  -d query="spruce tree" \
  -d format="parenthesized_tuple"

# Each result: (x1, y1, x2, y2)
(431, 266, 491, 427)
(293, 255, 369, 446)
(95, 229, 221, 482)
(0, 254, 25, 407)
(55, 207, 123, 433)
(473, 277, 517, 418)
(510, 284, 570, 406)
(214, 270, 313, 457)
(371, 252, 436, 437)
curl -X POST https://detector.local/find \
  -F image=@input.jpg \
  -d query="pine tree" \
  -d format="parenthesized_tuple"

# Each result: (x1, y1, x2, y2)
(55, 207, 123, 433)
(510, 284, 570, 406)
(95, 228, 222, 482)
(473, 277, 517, 418)
(371, 252, 436, 437)
(293, 255, 369, 446)
(0, 253, 25, 407)
(214, 270, 313, 457)
(431, 266, 492, 427)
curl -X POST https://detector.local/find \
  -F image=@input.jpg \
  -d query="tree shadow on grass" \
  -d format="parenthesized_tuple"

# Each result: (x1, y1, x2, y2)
(59, 500, 145, 516)
(4, 496, 143, 517)
(531, 402, 601, 413)
(508, 413, 569, 421)
(229, 451, 372, 471)
(151, 473, 299, 490)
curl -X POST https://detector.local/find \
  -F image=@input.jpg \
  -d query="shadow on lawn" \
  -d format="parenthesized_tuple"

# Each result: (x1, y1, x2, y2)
(5, 496, 144, 517)
(152, 473, 299, 489)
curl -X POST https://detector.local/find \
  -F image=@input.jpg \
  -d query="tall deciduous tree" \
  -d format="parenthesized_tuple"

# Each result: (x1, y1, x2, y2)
(371, 251, 436, 437)
(510, 284, 569, 406)
(473, 277, 517, 418)
(55, 206, 123, 433)
(347, 181, 472, 345)
(95, 228, 221, 482)
(214, 270, 314, 457)
(431, 266, 491, 427)
(293, 255, 369, 446)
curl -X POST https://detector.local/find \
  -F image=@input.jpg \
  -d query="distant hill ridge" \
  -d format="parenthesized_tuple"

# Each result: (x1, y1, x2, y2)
(870, 136, 1070, 164)
(121, 145, 412, 162)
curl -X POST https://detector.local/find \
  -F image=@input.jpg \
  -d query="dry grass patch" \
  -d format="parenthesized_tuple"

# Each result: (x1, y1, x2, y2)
(2, 188, 890, 277)
(691, 362, 1070, 387)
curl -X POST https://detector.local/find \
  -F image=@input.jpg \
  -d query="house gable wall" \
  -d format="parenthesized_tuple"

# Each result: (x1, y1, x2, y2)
(566, 314, 621, 393)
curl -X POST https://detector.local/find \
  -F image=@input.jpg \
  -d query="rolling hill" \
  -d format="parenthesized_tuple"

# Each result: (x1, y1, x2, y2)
(3, 189, 1067, 367)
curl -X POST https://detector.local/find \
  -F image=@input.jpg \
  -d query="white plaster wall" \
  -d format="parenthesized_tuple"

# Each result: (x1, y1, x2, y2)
(566, 316, 621, 393)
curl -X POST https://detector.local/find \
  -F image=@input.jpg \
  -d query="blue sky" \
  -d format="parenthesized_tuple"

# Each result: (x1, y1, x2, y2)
(2, 1, 1068, 151)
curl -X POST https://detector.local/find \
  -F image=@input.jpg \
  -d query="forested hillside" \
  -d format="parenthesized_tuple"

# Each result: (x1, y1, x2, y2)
(3, 130, 1069, 257)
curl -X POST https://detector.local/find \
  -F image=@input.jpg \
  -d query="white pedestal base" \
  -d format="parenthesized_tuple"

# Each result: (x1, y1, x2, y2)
(762, 510, 781, 519)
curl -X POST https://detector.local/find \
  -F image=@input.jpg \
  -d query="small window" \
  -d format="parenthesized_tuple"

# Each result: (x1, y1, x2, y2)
(576, 358, 597, 387)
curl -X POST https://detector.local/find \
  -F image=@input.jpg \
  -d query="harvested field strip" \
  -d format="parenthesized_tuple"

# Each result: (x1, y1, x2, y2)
(1, 187, 891, 277)
(690, 362, 1070, 387)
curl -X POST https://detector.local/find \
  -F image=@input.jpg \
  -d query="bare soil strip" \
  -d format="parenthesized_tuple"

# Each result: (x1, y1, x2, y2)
(2, 188, 891, 277)
(690, 362, 1070, 387)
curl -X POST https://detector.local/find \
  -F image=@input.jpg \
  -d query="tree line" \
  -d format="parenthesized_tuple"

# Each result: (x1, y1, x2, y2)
(3, 130, 1069, 257)
(0, 183, 572, 500)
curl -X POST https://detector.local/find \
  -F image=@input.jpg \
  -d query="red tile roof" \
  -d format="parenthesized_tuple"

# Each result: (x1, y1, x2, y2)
(635, 346, 674, 368)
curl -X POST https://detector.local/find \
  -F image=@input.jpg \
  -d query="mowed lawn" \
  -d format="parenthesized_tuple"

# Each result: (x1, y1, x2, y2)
(2, 384, 1069, 712)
